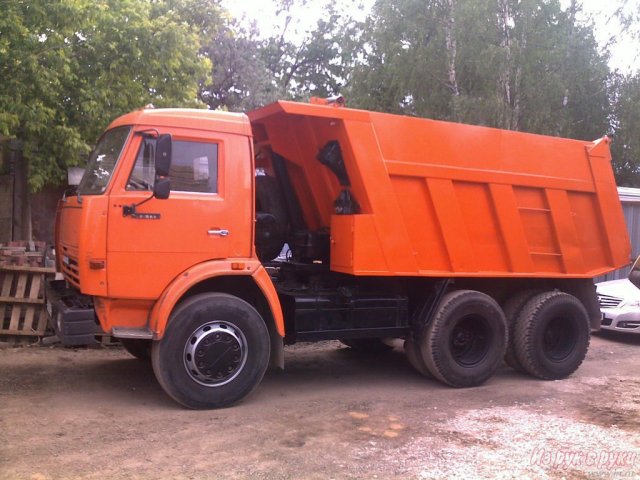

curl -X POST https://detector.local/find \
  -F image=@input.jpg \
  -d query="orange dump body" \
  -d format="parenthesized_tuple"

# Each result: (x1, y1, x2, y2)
(249, 101, 630, 278)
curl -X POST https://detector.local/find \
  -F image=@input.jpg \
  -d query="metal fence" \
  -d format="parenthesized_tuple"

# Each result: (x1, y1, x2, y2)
(595, 187, 640, 283)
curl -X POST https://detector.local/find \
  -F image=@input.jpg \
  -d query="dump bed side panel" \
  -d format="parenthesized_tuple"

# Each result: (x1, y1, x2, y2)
(249, 102, 630, 278)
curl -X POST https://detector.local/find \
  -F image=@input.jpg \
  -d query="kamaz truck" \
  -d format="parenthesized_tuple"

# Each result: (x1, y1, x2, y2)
(46, 99, 630, 409)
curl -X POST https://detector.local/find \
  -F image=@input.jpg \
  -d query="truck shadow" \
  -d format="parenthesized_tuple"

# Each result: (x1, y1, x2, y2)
(593, 330, 640, 346)
(263, 343, 447, 390)
(0, 343, 536, 411)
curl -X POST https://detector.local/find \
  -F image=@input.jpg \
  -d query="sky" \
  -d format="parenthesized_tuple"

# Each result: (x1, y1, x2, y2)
(574, 0, 638, 73)
(221, 0, 639, 74)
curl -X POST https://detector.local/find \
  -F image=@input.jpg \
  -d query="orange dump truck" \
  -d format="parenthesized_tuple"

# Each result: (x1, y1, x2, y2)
(46, 99, 630, 409)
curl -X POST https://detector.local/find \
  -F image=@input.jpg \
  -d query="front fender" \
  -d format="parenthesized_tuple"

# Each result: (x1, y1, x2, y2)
(149, 260, 284, 338)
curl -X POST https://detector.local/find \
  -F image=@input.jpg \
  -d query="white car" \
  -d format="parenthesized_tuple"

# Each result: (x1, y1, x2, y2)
(596, 274, 640, 334)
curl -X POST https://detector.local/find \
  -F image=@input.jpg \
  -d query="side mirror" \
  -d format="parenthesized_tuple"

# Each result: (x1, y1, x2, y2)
(629, 256, 640, 290)
(155, 134, 172, 177)
(153, 134, 172, 200)
(154, 177, 171, 200)
(67, 167, 85, 186)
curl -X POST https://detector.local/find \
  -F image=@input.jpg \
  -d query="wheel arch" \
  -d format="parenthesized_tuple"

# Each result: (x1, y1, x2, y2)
(149, 261, 284, 368)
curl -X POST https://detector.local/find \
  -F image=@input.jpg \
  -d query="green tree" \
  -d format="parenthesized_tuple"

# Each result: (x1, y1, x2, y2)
(198, 0, 362, 111)
(610, 73, 640, 186)
(348, 0, 610, 142)
(261, 0, 364, 100)
(199, 20, 278, 112)
(0, 0, 213, 191)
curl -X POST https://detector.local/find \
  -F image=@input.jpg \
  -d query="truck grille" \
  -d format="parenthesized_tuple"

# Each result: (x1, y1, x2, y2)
(597, 293, 623, 309)
(61, 247, 80, 288)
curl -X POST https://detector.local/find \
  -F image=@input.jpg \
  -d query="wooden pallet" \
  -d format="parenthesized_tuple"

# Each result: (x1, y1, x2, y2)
(0, 266, 56, 336)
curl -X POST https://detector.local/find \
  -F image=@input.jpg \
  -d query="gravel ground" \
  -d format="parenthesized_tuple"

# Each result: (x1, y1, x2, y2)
(0, 332, 639, 479)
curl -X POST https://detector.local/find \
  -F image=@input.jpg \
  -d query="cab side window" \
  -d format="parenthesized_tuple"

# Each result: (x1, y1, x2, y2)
(128, 140, 219, 194)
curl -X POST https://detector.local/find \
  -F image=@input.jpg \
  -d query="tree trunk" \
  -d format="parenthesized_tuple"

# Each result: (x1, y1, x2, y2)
(558, 0, 578, 135)
(512, 30, 526, 130)
(444, 0, 460, 120)
(498, 0, 513, 130)
(11, 141, 32, 241)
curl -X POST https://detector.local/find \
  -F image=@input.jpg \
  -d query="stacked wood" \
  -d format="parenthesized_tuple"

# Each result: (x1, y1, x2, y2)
(0, 265, 55, 337)
(0, 241, 47, 268)
(0, 242, 55, 338)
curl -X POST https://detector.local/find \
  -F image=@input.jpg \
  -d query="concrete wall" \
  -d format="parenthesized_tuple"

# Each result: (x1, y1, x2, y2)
(31, 185, 65, 244)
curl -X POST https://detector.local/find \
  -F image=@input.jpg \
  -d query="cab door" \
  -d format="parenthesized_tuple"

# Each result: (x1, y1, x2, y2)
(106, 128, 253, 300)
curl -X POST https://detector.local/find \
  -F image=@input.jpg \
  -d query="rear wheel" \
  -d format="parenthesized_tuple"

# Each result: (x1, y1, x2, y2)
(502, 290, 542, 371)
(120, 338, 151, 361)
(404, 338, 432, 378)
(152, 293, 270, 409)
(514, 291, 590, 380)
(420, 290, 507, 387)
(339, 338, 394, 353)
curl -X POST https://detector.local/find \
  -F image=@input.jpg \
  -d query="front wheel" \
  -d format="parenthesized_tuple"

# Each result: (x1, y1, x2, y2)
(152, 293, 270, 409)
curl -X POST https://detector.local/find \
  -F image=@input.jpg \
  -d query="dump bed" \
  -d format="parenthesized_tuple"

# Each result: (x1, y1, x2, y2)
(249, 101, 630, 278)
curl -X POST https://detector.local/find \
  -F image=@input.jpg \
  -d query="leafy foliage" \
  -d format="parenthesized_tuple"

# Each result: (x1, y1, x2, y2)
(347, 0, 610, 142)
(3, 0, 640, 189)
(260, 0, 364, 101)
(198, 0, 363, 112)
(0, 0, 212, 190)
(199, 20, 278, 112)
(610, 73, 640, 186)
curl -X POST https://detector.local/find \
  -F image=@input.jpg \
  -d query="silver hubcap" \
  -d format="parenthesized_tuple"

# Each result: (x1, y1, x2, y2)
(184, 322, 248, 387)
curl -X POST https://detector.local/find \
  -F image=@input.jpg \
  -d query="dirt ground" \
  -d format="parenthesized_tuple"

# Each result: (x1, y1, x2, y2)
(1, 332, 639, 480)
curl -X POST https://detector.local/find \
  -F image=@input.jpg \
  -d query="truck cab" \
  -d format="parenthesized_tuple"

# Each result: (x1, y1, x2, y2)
(50, 108, 267, 336)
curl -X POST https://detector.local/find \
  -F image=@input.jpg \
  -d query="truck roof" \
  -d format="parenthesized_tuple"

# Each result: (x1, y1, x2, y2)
(108, 107, 252, 136)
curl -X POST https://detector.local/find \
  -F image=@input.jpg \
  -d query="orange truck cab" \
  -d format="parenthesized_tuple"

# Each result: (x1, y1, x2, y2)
(46, 100, 630, 409)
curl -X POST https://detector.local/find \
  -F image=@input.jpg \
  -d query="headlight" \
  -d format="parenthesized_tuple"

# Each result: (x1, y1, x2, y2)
(624, 299, 640, 308)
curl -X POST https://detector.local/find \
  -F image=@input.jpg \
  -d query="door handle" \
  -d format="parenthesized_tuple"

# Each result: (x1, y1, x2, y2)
(208, 229, 229, 237)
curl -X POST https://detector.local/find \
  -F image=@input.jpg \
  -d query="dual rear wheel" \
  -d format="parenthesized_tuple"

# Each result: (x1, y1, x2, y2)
(405, 289, 590, 386)
(407, 290, 507, 387)
(509, 291, 590, 379)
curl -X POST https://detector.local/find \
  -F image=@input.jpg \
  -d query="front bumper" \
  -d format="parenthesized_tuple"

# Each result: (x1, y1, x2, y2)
(600, 307, 640, 334)
(45, 279, 101, 345)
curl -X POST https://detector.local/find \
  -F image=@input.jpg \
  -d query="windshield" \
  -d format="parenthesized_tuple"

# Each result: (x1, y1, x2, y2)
(78, 126, 131, 195)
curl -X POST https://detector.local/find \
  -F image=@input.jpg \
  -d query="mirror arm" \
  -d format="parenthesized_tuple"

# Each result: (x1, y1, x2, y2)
(135, 129, 160, 138)
(122, 193, 160, 219)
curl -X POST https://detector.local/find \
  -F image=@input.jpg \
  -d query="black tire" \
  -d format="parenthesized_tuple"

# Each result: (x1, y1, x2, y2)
(339, 338, 394, 353)
(120, 338, 152, 361)
(420, 290, 507, 388)
(404, 338, 433, 378)
(151, 293, 270, 409)
(514, 291, 590, 380)
(502, 290, 542, 371)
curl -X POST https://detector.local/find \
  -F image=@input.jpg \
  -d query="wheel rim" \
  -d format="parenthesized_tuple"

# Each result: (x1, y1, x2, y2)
(542, 316, 576, 361)
(449, 315, 491, 367)
(184, 321, 248, 387)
